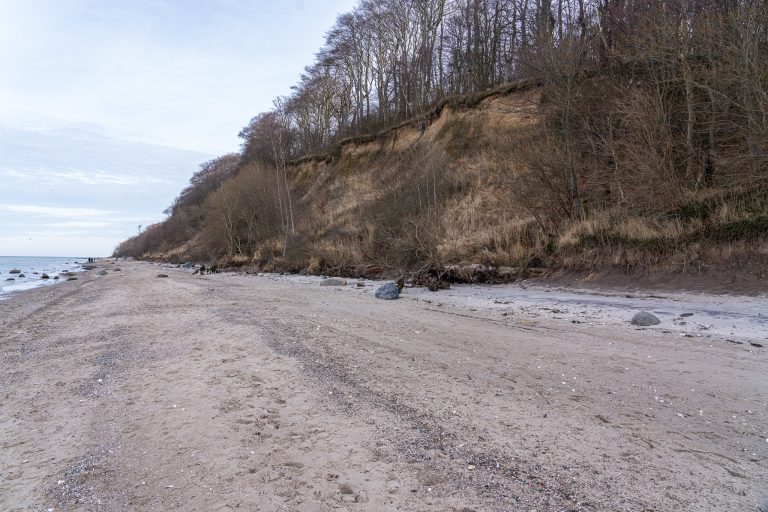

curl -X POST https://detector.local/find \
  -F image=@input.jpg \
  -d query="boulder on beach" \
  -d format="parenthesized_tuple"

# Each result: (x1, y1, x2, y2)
(631, 311, 661, 326)
(9, 269, 21, 274)
(41, 273, 50, 279)
(320, 277, 347, 287)
(375, 282, 401, 300)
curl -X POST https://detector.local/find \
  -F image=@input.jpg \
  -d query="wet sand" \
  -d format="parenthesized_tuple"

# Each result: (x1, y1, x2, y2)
(1, 261, 766, 511)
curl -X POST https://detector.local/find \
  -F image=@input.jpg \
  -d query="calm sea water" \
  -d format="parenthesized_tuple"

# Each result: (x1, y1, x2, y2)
(0, 256, 86, 298)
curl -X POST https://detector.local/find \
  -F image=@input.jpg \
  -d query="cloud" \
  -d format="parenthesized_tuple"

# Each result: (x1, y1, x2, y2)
(42, 220, 114, 229)
(1, 204, 115, 218)
(0, 167, 171, 186)
(0, 234, 123, 257)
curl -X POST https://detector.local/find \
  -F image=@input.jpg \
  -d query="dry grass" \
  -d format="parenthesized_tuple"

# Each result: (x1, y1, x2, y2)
(120, 83, 766, 279)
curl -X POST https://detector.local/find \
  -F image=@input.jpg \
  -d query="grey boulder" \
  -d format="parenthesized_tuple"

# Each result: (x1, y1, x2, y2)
(631, 311, 661, 326)
(375, 283, 401, 300)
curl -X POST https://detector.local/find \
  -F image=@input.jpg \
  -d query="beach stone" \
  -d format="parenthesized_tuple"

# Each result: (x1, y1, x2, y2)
(18, 274, 25, 278)
(375, 283, 401, 300)
(9, 269, 21, 274)
(113, 268, 122, 272)
(98, 270, 108, 275)
(53, 276, 59, 280)
(427, 278, 450, 292)
(5, 278, 14, 281)
(631, 311, 661, 326)
(320, 278, 347, 287)
(41, 273, 50, 279)
(67, 277, 78, 281)
(157, 274, 169, 278)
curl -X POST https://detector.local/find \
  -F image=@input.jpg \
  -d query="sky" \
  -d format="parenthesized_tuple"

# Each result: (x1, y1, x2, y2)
(0, 0, 357, 256)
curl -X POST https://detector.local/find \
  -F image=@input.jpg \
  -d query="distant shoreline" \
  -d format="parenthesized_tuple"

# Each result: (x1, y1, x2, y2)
(0, 256, 89, 299)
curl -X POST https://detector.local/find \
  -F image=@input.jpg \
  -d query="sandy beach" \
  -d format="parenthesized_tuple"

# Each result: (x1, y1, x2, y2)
(1, 261, 766, 511)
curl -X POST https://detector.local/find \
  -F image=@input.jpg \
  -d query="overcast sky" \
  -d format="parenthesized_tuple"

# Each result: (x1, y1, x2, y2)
(0, 0, 357, 256)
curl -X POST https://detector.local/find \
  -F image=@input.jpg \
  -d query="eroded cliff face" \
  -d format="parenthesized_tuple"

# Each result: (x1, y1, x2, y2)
(126, 83, 767, 283)
(274, 90, 543, 275)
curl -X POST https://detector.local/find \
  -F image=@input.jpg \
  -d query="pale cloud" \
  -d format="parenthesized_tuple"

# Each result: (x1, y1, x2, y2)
(42, 220, 114, 229)
(1, 204, 115, 218)
(0, 235, 124, 257)
(0, 167, 170, 186)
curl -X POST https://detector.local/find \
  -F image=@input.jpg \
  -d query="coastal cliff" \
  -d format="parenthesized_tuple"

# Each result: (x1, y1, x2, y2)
(115, 82, 768, 284)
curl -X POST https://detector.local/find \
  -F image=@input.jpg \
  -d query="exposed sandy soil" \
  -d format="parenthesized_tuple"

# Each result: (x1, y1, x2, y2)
(1, 261, 766, 511)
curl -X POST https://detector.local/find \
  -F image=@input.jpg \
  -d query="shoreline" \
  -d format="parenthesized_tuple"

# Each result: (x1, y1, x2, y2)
(2, 261, 766, 510)
(156, 261, 768, 346)
(0, 256, 91, 301)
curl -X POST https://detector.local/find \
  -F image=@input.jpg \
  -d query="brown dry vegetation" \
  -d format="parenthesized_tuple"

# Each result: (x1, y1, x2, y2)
(115, 85, 768, 281)
(114, 1, 768, 282)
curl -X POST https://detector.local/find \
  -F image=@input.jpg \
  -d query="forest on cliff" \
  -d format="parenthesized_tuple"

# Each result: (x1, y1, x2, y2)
(115, 0, 768, 279)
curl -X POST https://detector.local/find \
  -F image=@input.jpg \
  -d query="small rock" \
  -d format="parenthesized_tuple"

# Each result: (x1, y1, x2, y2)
(427, 278, 450, 292)
(53, 276, 60, 280)
(679, 312, 694, 317)
(631, 311, 661, 326)
(375, 283, 401, 300)
(41, 273, 50, 279)
(98, 270, 108, 275)
(18, 274, 25, 278)
(113, 268, 122, 272)
(9, 269, 21, 274)
(467, 464, 476, 470)
(320, 278, 347, 287)
(67, 277, 78, 281)
(5, 278, 14, 281)
(157, 274, 169, 278)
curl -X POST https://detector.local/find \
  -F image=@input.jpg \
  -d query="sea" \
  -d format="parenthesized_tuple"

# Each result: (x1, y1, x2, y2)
(0, 256, 87, 299)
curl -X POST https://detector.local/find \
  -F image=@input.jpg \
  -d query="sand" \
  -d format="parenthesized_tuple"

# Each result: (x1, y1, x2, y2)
(0, 261, 766, 511)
